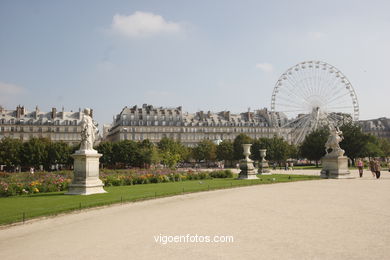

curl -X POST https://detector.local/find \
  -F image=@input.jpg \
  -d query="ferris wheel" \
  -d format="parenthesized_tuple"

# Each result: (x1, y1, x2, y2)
(270, 60, 359, 145)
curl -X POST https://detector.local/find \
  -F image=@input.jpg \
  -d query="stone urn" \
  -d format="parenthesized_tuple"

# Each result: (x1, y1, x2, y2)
(258, 149, 270, 174)
(238, 144, 258, 179)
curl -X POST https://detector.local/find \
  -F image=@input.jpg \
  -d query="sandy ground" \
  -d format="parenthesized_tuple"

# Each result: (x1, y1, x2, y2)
(1, 169, 390, 260)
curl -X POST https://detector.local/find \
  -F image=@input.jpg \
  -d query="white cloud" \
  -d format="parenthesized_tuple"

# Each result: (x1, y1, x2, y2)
(308, 31, 326, 39)
(0, 82, 26, 106)
(255, 63, 274, 73)
(0, 82, 25, 95)
(111, 11, 182, 38)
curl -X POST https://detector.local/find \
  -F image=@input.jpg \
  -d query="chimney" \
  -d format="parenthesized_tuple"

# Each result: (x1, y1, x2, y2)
(51, 107, 57, 119)
(34, 105, 39, 119)
(16, 105, 21, 118)
(78, 108, 82, 119)
(90, 109, 93, 118)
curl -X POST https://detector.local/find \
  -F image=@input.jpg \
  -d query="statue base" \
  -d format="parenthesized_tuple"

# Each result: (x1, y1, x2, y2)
(320, 155, 353, 179)
(66, 151, 106, 195)
(258, 161, 271, 175)
(238, 159, 258, 179)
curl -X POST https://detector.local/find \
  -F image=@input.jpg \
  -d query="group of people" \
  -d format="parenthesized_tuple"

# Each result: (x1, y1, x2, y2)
(356, 158, 384, 179)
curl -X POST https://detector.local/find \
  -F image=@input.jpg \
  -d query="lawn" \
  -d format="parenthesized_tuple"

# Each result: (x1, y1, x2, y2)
(0, 174, 320, 226)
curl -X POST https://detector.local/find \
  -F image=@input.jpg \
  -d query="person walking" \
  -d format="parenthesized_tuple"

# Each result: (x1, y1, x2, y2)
(369, 159, 376, 178)
(374, 159, 381, 179)
(357, 159, 364, 178)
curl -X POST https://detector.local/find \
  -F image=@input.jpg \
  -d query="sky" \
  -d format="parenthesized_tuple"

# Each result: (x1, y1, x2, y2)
(0, 0, 389, 127)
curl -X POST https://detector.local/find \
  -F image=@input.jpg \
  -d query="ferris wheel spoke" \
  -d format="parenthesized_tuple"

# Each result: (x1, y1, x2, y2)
(279, 78, 312, 106)
(279, 114, 311, 128)
(286, 71, 312, 100)
(279, 87, 306, 106)
(324, 92, 351, 107)
(293, 115, 313, 144)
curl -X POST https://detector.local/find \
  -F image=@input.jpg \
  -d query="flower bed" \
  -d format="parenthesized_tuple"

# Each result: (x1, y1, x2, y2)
(0, 169, 233, 197)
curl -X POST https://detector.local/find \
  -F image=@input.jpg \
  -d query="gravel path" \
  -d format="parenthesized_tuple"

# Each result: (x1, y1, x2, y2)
(1, 169, 389, 260)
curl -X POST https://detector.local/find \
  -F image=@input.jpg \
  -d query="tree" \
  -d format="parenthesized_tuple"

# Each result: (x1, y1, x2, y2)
(160, 151, 181, 168)
(21, 138, 51, 169)
(251, 138, 271, 161)
(47, 142, 72, 169)
(299, 128, 329, 166)
(158, 137, 189, 163)
(216, 140, 234, 165)
(0, 137, 23, 170)
(192, 140, 217, 163)
(135, 140, 159, 168)
(361, 134, 383, 159)
(379, 138, 390, 158)
(96, 142, 114, 168)
(340, 123, 370, 164)
(112, 140, 138, 167)
(233, 134, 252, 160)
(267, 136, 290, 164)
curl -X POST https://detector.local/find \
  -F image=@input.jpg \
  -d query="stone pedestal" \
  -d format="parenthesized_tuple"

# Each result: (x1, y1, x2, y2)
(258, 161, 271, 175)
(258, 149, 271, 175)
(238, 159, 258, 179)
(66, 150, 106, 195)
(320, 155, 353, 179)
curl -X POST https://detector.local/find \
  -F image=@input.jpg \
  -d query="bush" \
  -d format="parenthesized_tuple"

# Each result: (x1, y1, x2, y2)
(0, 169, 234, 197)
(209, 170, 233, 178)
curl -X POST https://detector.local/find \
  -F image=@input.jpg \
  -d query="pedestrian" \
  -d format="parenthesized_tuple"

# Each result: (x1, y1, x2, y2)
(369, 159, 376, 178)
(357, 159, 364, 178)
(374, 159, 381, 179)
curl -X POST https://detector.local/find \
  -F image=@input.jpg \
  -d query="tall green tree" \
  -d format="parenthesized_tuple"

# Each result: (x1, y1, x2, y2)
(216, 140, 234, 164)
(299, 128, 329, 166)
(0, 137, 23, 169)
(267, 135, 290, 164)
(158, 137, 189, 162)
(233, 134, 253, 160)
(96, 141, 114, 168)
(192, 140, 217, 163)
(340, 123, 370, 164)
(21, 138, 51, 169)
(47, 141, 72, 168)
(251, 138, 272, 161)
(361, 134, 383, 159)
(379, 138, 390, 158)
(112, 140, 138, 167)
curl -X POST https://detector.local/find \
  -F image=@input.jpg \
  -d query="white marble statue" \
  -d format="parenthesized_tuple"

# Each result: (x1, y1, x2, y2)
(80, 108, 97, 151)
(325, 127, 345, 156)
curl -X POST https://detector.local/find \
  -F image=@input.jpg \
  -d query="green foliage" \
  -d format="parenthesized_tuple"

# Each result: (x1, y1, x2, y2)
(112, 140, 138, 166)
(192, 140, 217, 162)
(21, 138, 51, 168)
(379, 138, 390, 158)
(299, 128, 329, 165)
(160, 151, 181, 168)
(96, 142, 114, 167)
(361, 134, 383, 158)
(157, 137, 189, 167)
(0, 137, 23, 168)
(216, 140, 234, 162)
(267, 136, 291, 163)
(47, 142, 71, 166)
(339, 123, 369, 162)
(251, 138, 271, 161)
(233, 134, 253, 160)
(208, 169, 233, 178)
